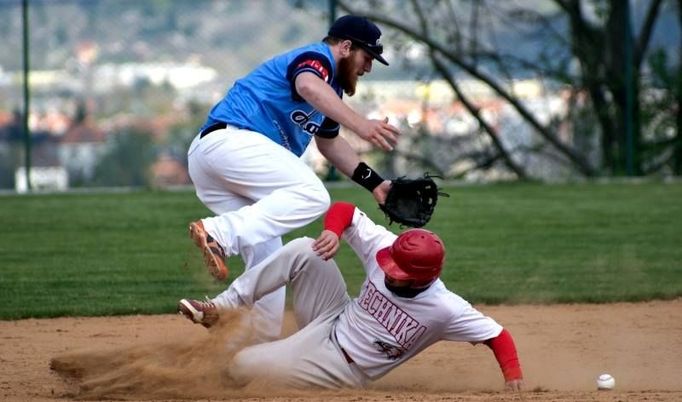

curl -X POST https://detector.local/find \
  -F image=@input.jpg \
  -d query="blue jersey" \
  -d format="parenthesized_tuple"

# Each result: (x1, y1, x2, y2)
(203, 42, 342, 157)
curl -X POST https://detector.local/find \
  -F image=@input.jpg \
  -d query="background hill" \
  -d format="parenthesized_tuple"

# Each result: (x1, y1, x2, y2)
(0, 0, 408, 80)
(2, 0, 677, 81)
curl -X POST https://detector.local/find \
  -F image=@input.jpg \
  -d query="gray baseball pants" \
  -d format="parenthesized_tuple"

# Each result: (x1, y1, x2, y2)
(216, 237, 369, 389)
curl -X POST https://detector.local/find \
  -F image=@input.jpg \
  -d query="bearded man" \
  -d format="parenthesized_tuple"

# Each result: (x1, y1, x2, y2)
(184, 15, 400, 340)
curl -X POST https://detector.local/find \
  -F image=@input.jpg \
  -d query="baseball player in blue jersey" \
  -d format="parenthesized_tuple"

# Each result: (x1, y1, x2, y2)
(183, 15, 400, 340)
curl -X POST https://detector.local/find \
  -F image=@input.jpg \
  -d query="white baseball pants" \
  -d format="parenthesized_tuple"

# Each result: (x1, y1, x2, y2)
(187, 126, 331, 339)
(217, 237, 368, 389)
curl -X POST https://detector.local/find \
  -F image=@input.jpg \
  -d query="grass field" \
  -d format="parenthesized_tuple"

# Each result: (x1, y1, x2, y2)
(1, 182, 681, 319)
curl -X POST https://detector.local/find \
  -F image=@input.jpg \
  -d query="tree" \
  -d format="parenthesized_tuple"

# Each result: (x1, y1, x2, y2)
(335, 0, 679, 177)
(92, 128, 155, 187)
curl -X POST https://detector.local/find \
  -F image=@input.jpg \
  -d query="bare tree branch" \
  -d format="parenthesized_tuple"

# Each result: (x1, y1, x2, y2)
(339, 0, 595, 176)
(634, 0, 664, 67)
(409, 0, 525, 178)
(431, 52, 527, 179)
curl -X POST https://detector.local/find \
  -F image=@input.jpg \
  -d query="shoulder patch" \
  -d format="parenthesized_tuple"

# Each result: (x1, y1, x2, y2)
(287, 51, 334, 101)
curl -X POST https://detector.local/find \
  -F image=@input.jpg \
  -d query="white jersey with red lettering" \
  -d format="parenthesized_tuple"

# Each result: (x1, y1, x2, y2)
(218, 206, 506, 388)
(334, 208, 503, 380)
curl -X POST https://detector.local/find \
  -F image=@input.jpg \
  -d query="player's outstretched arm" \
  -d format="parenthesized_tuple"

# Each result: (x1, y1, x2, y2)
(312, 230, 339, 261)
(484, 328, 524, 391)
(315, 135, 360, 177)
(316, 136, 389, 206)
(296, 72, 399, 151)
(505, 378, 523, 391)
(371, 180, 391, 205)
(312, 202, 355, 260)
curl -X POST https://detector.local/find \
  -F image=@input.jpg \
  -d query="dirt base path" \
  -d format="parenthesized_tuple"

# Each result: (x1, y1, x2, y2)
(2, 300, 681, 401)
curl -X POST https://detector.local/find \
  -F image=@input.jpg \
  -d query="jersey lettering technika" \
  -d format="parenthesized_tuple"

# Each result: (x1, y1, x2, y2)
(334, 209, 504, 380)
(203, 42, 342, 157)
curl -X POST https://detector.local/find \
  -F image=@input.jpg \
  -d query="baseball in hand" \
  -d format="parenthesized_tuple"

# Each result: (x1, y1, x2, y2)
(596, 373, 615, 390)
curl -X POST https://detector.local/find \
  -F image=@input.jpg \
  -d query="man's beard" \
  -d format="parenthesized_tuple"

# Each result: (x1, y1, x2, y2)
(337, 56, 358, 96)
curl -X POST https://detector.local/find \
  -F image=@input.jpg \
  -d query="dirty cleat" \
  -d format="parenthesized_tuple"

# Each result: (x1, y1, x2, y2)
(189, 220, 228, 281)
(177, 298, 219, 328)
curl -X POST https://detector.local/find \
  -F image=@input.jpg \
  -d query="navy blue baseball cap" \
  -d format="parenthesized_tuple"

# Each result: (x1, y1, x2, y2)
(328, 15, 389, 66)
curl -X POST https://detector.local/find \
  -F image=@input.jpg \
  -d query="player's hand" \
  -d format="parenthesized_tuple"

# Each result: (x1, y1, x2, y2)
(357, 117, 400, 152)
(504, 379, 523, 391)
(312, 230, 340, 260)
(372, 180, 392, 205)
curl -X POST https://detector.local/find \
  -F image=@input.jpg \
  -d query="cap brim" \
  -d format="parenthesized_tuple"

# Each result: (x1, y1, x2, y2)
(361, 45, 389, 66)
(376, 247, 410, 279)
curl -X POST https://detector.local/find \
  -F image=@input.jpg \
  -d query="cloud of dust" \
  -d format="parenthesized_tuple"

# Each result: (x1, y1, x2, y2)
(48, 309, 502, 400)
(49, 309, 275, 400)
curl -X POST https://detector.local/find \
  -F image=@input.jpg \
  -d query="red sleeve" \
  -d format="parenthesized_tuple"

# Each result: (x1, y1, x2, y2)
(323, 202, 356, 237)
(484, 328, 523, 381)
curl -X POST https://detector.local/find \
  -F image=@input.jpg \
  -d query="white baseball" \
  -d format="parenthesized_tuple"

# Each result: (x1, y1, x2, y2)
(596, 373, 615, 390)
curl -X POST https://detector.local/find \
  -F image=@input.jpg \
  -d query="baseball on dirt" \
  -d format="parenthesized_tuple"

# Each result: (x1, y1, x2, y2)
(596, 373, 615, 390)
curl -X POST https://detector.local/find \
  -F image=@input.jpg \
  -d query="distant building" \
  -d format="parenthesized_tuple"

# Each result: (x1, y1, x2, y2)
(58, 120, 107, 184)
(92, 62, 218, 93)
(15, 166, 68, 193)
(2, 61, 219, 96)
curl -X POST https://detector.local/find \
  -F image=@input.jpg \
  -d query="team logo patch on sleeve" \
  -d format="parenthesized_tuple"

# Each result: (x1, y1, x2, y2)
(296, 59, 329, 82)
(287, 51, 334, 96)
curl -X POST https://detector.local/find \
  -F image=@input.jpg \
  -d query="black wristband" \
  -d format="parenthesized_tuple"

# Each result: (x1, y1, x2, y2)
(351, 162, 384, 192)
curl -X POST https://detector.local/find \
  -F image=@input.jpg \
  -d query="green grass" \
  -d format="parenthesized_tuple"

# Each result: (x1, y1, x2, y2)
(1, 182, 681, 319)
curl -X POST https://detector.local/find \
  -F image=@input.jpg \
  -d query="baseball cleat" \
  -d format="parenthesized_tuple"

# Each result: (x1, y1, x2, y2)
(177, 298, 219, 328)
(188, 220, 229, 281)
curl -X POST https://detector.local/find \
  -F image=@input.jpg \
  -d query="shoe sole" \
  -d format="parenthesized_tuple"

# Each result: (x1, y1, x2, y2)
(177, 299, 201, 322)
(177, 299, 215, 329)
(189, 222, 228, 281)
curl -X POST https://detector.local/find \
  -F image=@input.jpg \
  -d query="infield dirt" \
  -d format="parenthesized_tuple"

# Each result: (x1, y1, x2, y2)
(1, 299, 680, 402)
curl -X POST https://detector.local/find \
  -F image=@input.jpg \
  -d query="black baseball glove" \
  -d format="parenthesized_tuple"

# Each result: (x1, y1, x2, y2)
(379, 174, 448, 228)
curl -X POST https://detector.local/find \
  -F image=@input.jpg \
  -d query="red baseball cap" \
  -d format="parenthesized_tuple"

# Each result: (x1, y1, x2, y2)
(376, 229, 445, 285)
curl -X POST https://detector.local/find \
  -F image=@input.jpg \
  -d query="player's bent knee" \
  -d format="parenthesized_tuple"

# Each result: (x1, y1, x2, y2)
(230, 346, 287, 386)
(229, 347, 271, 385)
(279, 237, 316, 258)
(317, 188, 331, 211)
(229, 351, 253, 384)
(277, 238, 327, 274)
(304, 183, 330, 215)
